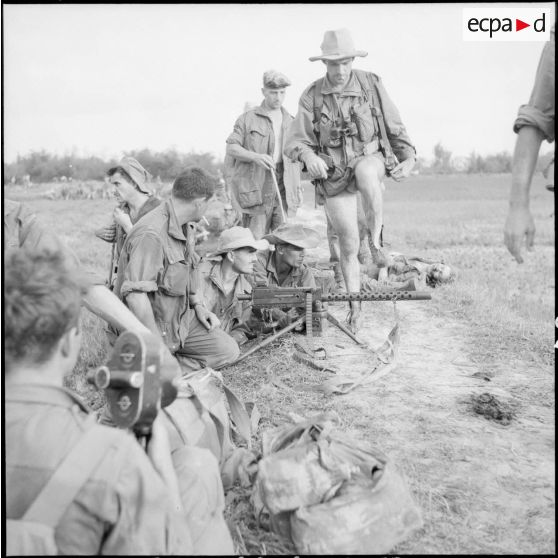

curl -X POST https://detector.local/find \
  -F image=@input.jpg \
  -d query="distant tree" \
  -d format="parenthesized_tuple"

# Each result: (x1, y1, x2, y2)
(432, 142, 453, 173)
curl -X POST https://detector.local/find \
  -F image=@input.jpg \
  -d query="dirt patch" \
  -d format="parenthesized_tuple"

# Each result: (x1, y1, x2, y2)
(222, 202, 554, 554)
(466, 392, 517, 425)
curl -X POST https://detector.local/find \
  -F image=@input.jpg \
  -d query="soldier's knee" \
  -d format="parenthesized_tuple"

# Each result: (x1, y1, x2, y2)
(339, 233, 360, 257)
(213, 332, 240, 368)
(354, 156, 385, 184)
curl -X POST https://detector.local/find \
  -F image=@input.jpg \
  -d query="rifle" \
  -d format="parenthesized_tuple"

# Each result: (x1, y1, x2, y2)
(234, 284, 431, 364)
(107, 202, 128, 290)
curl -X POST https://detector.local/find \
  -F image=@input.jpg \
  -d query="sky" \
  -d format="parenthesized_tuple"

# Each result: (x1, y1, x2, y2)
(2, 3, 555, 164)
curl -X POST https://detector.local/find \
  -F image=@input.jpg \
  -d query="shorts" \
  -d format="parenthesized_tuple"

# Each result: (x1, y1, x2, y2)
(314, 151, 386, 206)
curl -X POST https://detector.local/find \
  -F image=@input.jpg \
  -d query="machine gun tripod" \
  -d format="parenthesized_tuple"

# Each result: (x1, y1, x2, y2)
(233, 284, 431, 364)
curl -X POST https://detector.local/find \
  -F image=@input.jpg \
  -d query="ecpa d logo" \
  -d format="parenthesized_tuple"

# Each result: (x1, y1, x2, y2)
(463, 8, 553, 41)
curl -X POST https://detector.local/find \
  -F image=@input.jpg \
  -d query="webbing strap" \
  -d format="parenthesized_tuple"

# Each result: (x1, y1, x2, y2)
(312, 77, 325, 149)
(23, 420, 119, 528)
(354, 70, 397, 163)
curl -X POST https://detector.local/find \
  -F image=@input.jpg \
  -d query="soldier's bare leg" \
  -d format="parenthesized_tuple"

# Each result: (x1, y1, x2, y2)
(323, 192, 362, 331)
(354, 156, 387, 266)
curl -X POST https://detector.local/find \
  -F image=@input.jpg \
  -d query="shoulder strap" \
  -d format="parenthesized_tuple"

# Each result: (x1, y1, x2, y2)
(356, 71, 397, 163)
(23, 422, 120, 528)
(312, 78, 325, 148)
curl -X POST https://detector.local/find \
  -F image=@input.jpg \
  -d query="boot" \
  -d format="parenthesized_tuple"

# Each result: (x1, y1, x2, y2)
(332, 263, 346, 293)
(369, 240, 388, 268)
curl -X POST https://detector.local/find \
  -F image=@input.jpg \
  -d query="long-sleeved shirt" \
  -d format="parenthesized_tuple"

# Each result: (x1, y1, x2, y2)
(284, 70, 416, 168)
(5, 383, 192, 555)
(513, 25, 555, 142)
(226, 102, 303, 216)
(199, 258, 255, 344)
(114, 198, 203, 353)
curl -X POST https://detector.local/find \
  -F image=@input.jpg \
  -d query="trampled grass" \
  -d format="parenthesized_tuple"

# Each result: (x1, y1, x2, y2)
(5, 171, 554, 554)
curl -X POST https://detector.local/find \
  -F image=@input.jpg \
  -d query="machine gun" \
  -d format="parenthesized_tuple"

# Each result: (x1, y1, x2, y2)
(88, 330, 178, 447)
(234, 284, 431, 364)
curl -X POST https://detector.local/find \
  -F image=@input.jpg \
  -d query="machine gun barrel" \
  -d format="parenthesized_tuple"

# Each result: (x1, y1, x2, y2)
(323, 290, 431, 302)
(237, 286, 431, 306)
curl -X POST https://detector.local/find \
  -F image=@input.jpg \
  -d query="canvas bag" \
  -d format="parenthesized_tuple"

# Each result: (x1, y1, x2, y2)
(253, 413, 422, 553)
(6, 421, 119, 556)
(162, 368, 256, 489)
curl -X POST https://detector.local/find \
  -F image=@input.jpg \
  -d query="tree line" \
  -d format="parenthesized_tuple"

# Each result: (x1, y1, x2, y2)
(417, 142, 554, 175)
(3, 144, 553, 185)
(4, 149, 223, 185)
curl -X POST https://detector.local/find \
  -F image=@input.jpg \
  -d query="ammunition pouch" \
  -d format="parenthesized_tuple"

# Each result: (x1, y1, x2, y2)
(312, 152, 353, 199)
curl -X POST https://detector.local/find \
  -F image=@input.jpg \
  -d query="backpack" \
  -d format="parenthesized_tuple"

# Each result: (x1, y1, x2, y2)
(6, 423, 118, 556)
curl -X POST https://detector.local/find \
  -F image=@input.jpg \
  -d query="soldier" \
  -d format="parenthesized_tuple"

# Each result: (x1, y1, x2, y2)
(504, 24, 555, 263)
(3, 198, 167, 344)
(226, 70, 303, 239)
(114, 166, 240, 372)
(285, 28, 417, 332)
(4, 248, 193, 555)
(95, 157, 161, 288)
(252, 222, 320, 330)
(200, 226, 268, 345)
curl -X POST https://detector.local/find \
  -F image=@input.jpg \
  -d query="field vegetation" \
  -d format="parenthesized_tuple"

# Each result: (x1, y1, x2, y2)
(5, 171, 554, 554)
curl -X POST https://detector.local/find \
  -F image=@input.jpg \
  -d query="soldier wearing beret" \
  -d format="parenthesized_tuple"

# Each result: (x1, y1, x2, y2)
(226, 70, 303, 239)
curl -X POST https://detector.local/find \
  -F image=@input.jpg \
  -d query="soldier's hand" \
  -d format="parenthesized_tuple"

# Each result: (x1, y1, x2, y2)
(95, 223, 117, 243)
(304, 154, 329, 180)
(390, 157, 415, 181)
(277, 308, 300, 329)
(195, 305, 221, 331)
(113, 207, 133, 233)
(252, 153, 276, 171)
(504, 206, 535, 263)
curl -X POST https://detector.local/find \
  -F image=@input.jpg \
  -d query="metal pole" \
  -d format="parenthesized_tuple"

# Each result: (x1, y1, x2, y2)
(270, 168, 287, 223)
(232, 316, 305, 364)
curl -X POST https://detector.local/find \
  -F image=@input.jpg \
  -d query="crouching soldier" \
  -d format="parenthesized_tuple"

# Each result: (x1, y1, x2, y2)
(114, 166, 257, 493)
(252, 222, 320, 330)
(200, 226, 269, 345)
(4, 248, 194, 555)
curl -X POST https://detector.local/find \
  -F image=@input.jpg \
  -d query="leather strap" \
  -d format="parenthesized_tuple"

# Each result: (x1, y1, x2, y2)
(23, 418, 120, 528)
(354, 70, 398, 166)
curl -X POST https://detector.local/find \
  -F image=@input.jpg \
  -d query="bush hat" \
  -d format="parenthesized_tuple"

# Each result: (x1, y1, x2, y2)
(309, 28, 368, 62)
(263, 70, 292, 89)
(263, 223, 321, 249)
(109, 157, 153, 195)
(210, 226, 269, 256)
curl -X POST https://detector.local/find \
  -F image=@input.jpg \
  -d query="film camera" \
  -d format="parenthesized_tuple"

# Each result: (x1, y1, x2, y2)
(88, 331, 178, 438)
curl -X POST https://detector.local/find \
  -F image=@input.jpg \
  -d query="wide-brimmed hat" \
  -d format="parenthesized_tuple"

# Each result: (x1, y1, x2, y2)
(309, 28, 368, 62)
(210, 226, 269, 256)
(263, 223, 321, 249)
(109, 156, 153, 195)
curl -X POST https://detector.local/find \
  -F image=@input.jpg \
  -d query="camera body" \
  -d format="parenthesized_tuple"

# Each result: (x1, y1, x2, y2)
(89, 331, 177, 437)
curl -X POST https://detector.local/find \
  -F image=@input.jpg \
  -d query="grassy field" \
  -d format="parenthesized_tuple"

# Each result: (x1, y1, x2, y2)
(5, 172, 554, 554)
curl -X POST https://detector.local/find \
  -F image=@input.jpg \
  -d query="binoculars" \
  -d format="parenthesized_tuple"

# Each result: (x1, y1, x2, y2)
(327, 121, 358, 147)
(88, 331, 178, 438)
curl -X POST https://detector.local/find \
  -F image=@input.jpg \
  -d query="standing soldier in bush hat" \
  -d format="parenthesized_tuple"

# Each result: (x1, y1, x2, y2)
(226, 70, 303, 239)
(284, 28, 417, 332)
